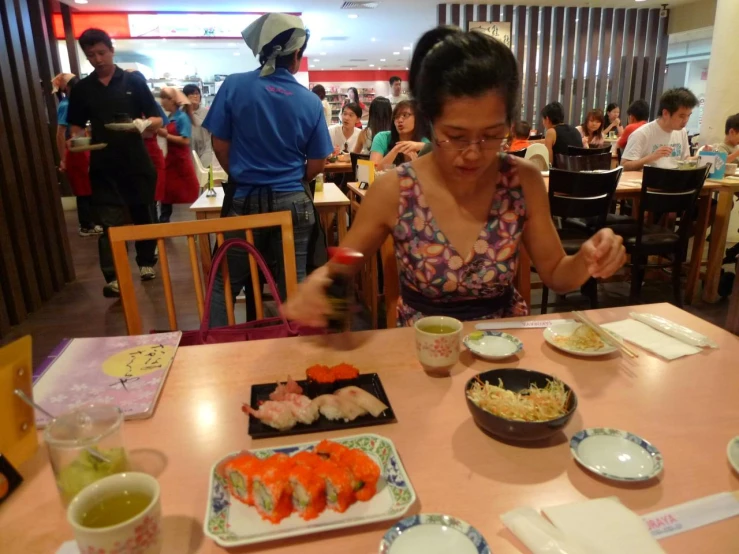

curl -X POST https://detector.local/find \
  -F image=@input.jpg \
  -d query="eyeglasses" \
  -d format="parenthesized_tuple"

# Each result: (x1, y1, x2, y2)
(394, 112, 413, 121)
(435, 136, 508, 151)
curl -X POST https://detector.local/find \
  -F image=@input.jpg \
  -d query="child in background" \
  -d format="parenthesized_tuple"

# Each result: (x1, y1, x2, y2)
(711, 113, 739, 163)
(508, 121, 532, 152)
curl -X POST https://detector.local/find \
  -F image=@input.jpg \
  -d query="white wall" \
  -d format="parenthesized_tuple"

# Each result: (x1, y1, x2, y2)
(684, 60, 710, 136)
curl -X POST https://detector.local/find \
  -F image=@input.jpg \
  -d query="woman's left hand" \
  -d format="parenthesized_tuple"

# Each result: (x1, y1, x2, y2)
(578, 228, 626, 279)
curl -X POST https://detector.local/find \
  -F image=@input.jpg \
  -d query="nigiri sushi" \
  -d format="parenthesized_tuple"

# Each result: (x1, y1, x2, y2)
(221, 452, 262, 505)
(289, 463, 327, 520)
(281, 393, 320, 425)
(243, 401, 297, 431)
(251, 453, 295, 523)
(311, 394, 367, 422)
(334, 386, 389, 417)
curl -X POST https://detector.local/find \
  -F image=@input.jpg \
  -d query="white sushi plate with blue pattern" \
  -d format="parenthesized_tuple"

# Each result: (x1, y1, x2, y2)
(379, 514, 491, 554)
(570, 427, 664, 482)
(203, 433, 416, 547)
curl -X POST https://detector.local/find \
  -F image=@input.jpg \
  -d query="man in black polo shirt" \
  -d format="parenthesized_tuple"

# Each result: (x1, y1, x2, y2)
(66, 28, 163, 298)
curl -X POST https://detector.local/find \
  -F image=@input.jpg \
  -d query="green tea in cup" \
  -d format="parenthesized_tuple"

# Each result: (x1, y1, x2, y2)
(80, 490, 153, 528)
(417, 324, 459, 334)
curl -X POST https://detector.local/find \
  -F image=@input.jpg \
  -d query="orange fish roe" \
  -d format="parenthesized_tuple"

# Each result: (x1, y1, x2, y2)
(289, 464, 327, 521)
(252, 454, 295, 523)
(316, 458, 356, 513)
(306, 364, 333, 383)
(340, 449, 381, 502)
(331, 363, 360, 380)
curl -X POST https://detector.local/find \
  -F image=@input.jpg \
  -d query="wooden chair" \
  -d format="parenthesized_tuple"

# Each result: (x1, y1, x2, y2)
(108, 213, 297, 335)
(567, 145, 612, 156)
(555, 152, 612, 171)
(727, 255, 739, 335)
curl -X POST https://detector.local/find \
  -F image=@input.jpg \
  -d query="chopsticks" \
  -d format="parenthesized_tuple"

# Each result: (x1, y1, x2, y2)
(573, 311, 639, 359)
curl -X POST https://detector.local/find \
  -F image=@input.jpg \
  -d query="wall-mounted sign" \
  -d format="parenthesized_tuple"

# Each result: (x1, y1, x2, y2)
(128, 13, 261, 38)
(468, 21, 512, 49)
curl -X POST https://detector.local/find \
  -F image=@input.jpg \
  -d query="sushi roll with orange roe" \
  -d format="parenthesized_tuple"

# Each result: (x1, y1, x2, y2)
(316, 458, 356, 513)
(289, 464, 327, 520)
(222, 452, 262, 506)
(340, 449, 381, 502)
(315, 439, 350, 462)
(292, 450, 322, 468)
(251, 453, 295, 523)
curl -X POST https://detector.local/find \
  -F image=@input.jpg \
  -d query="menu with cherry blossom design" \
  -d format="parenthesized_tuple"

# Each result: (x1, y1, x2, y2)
(32, 332, 182, 428)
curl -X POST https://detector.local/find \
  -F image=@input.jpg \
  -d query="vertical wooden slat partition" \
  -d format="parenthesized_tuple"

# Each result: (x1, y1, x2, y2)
(436, 4, 669, 127)
(0, 0, 74, 337)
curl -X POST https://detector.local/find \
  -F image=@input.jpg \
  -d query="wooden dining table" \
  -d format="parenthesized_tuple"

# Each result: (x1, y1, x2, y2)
(324, 160, 353, 174)
(2, 304, 738, 553)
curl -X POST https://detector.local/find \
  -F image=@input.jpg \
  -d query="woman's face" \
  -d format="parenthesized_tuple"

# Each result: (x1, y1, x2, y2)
(342, 108, 358, 128)
(587, 117, 602, 133)
(434, 91, 508, 183)
(349, 90, 357, 102)
(609, 107, 620, 122)
(394, 108, 415, 135)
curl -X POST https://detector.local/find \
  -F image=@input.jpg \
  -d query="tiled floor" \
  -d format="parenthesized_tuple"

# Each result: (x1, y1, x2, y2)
(1, 204, 733, 366)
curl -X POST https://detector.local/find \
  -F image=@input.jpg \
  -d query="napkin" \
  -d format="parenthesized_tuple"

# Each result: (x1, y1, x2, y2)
(600, 319, 701, 360)
(542, 498, 664, 554)
(133, 118, 152, 134)
(56, 541, 80, 554)
(501, 507, 589, 554)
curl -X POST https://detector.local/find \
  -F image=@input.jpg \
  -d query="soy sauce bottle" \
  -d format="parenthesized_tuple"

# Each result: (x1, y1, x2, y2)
(325, 247, 364, 332)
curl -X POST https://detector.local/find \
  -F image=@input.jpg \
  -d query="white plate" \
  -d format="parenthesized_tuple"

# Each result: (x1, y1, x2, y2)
(68, 143, 107, 153)
(463, 331, 522, 360)
(543, 322, 618, 357)
(379, 514, 491, 554)
(570, 428, 664, 482)
(203, 433, 416, 547)
(104, 122, 136, 131)
(728, 436, 739, 474)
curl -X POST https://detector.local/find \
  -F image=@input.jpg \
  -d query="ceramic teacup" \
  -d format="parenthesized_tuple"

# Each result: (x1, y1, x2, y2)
(414, 316, 463, 376)
(67, 472, 162, 554)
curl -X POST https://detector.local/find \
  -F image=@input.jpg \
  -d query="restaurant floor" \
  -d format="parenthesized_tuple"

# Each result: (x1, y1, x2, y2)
(2, 204, 734, 365)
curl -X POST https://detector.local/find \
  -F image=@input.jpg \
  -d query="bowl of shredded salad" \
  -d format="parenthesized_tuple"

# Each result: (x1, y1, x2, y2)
(465, 368, 578, 441)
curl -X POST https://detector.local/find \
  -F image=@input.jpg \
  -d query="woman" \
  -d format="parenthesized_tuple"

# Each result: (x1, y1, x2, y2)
(328, 103, 362, 153)
(312, 84, 332, 126)
(157, 87, 200, 223)
(542, 101, 584, 167)
(576, 109, 606, 148)
(345, 87, 366, 128)
(353, 97, 392, 155)
(285, 26, 625, 327)
(183, 84, 214, 168)
(370, 100, 431, 169)
(603, 103, 623, 136)
(53, 73, 101, 237)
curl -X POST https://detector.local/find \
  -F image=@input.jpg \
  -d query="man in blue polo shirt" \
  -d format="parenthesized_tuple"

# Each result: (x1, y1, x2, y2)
(204, 13, 333, 326)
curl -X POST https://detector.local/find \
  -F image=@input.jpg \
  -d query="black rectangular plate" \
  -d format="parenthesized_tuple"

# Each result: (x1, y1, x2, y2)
(247, 373, 397, 439)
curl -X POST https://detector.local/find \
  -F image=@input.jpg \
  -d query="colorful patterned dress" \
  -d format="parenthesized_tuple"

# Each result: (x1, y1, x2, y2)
(392, 157, 529, 326)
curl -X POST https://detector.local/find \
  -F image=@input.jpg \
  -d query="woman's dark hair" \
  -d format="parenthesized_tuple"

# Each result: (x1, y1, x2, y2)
(312, 84, 326, 100)
(388, 100, 427, 164)
(347, 87, 360, 103)
(541, 102, 565, 125)
(606, 103, 619, 116)
(79, 28, 113, 51)
(264, 29, 310, 69)
(581, 108, 604, 140)
(658, 87, 698, 116)
(56, 76, 80, 101)
(183, 84, 201, 97)
(343, 102, 362, 120)
(409, 26, 520, 124)
(367, 97, 392, 136)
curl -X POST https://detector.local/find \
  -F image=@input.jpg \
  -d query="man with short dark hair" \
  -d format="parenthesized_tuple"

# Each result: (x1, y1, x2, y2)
(621, 87, 697, 171)
(66, 28, 164, 298)
(183, 84, 213, 168)
(617, 99, 650, 151)
(388, 75, 408, 106)
(710, 113, 739, 164)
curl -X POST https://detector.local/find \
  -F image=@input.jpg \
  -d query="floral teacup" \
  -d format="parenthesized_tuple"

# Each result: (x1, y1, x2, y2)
(414, 316, 463, 376)
(68, 472, 162, 554)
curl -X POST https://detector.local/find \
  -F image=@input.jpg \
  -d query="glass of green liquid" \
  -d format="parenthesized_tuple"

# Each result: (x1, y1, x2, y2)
(44, 403, 130, 506)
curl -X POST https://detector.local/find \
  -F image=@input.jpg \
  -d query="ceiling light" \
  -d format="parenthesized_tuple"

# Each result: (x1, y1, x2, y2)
(371, 37, 376, 42)
(378, 66, 382, 69)
(393, 51, 400, 55)
(320, 52, 327, 56)
(228, 42, 237, 47)
(310, 64, 315, 68)
(402, 46, 411, 51)
(348, 14, 358, 19)
(405, 67, 409, 70)
(74, 0, 88, 4)
(380, 58, 386, 61)
(369, 64, 375, 67)
(233, 52, 240, 56)
(189, 42, 196, 47)
(313, 59, 320, 62)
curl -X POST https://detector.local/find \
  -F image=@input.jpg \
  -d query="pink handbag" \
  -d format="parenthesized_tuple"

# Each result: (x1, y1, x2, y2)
(178, 237, 321, 346)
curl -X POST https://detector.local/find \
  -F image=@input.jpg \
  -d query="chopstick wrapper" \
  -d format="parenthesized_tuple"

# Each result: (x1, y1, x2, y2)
(641, 492, 739, 540)
(600, 320, 701, 360)
(629, 312, 718, 348)
(542, 498, 664, 553)
(476, 319, 575, 330)
(500, 507, 589, 554)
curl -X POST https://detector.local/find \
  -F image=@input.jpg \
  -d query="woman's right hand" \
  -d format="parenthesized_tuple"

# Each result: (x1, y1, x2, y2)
(157, 128, 169, 138)
(284, 265, 333, 328)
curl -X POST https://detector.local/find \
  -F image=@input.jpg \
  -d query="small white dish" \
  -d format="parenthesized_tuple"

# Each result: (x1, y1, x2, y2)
(728, 436, 739, 474)
(463, 331, 522, 360)
(379, 514, 491, 554)
(543, 322, 618, 357)
(570, 428, 663, 482)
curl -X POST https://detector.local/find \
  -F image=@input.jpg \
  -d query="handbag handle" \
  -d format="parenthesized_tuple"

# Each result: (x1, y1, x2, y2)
(198, 237, 292, 332)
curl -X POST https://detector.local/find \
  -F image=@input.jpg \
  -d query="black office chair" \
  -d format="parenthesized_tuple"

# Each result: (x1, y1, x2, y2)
(568, 145, 612, 156)
(555, 152, 612, 171)
(509, 148, 527, 158)
(538, 167, 623, 313)
(350, 152, 370, 181)
(625, 165, 709, 307)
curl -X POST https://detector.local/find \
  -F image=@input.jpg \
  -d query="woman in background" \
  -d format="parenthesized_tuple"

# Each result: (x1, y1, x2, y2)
(576, 109, 606, 148)
(53, 72, 101, 237)
(370, 100, 430, 169)
(183, 84, 213, 168)
(157, 87, 200, 223)
(353, 97, 392, 155)
(345, 87, 366, 128)
(603, 103, 623, 136)
(312, 84, 332, 126)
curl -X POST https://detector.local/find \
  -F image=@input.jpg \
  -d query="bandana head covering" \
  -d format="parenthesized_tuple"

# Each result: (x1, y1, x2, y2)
(242, 13, 307, 77)
(160, 87, 191, 107)
(51, 73, 76, 94)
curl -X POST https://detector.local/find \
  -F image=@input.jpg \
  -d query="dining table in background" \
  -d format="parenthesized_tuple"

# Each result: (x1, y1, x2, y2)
(2, 304, 737, 553)
(324, 160, 353, 174)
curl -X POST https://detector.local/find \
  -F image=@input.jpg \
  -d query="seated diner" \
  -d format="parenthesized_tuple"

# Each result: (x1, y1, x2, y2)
(369, 100, 431, 170)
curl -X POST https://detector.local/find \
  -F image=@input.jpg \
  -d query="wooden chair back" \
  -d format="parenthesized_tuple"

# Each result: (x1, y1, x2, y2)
(380, 236, 399, 329)
(108, 213, 297, 335)
(568, 145, 612, 156)
(555, 152, 612, 171)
